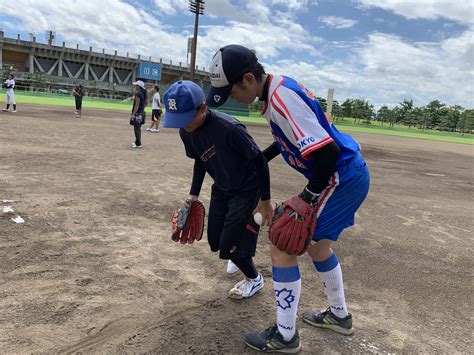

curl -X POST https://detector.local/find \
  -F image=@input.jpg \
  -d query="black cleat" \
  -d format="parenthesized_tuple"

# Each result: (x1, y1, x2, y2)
(302, 307, 353, 335)
(244, 324, 301, 353)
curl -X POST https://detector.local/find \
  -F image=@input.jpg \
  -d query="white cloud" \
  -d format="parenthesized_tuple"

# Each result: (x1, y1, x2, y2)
(269, 30, 474, 107)
(319, 16, 358, 29)
(153, 0, 188, 16)
(357, 0, 474, 25)
(0, 0, 471, 107)
(271, 0, 318, 12)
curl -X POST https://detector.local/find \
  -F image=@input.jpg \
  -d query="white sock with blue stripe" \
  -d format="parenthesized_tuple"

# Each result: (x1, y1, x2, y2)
(272, 266, 301, 341)
(313, 253, 348, 318)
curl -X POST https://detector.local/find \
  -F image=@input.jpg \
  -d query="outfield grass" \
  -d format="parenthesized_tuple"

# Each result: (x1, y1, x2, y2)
(9, 91, 474, 144)
(13, 91, 133, 111)
(236, 115, 473, 144)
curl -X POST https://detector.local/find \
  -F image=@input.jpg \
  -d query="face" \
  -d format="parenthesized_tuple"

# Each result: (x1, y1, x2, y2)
(229, 73, 258, 104)
(184, 105, 207, 133)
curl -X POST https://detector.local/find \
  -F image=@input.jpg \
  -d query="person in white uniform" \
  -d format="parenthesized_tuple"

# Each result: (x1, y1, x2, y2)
(2, 74, 17, 113)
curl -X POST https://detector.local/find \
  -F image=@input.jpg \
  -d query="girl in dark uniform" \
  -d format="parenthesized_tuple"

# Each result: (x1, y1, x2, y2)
(130, 80, 148, 148)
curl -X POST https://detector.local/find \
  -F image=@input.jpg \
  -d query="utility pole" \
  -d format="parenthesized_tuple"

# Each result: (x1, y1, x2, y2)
(189, 0, 205, 81)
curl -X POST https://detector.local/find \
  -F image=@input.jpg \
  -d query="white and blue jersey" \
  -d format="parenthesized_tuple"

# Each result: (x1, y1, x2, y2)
(262, 75, 360, 180)
(263, 75, 370, 241)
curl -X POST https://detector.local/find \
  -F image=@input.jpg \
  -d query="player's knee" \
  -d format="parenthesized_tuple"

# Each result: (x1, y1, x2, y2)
(307, 239, 333, 261)
(270, 244, 297, 267)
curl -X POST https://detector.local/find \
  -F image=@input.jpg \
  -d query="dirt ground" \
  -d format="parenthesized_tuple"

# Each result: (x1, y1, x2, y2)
(0, 105, 472, 354)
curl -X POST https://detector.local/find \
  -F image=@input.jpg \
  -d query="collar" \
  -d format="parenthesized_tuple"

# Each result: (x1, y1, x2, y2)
(259, 75, 271, 102)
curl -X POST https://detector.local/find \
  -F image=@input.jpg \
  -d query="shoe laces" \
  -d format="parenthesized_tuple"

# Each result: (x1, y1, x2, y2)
(263, 324, 279, 339)
(322, 306, 332, 316)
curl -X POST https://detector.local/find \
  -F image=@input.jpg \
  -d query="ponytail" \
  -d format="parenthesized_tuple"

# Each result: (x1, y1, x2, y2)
(141, 87, 148, 106)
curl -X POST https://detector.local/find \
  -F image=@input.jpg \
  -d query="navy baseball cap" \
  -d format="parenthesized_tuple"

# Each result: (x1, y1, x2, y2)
(206, 44, 258, 107)
(163, 80, 205, 128)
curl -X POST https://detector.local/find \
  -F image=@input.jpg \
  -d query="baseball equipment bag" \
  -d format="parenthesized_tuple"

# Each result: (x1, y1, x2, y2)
(171, 199, 205, 244)
(269, 195, 317, 255)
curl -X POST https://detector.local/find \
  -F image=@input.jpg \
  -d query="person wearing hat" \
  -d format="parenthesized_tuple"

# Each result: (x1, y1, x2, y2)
(130, 80, 148, 148)
(163, 80, 273, 300)
(206, 45, 370, 352)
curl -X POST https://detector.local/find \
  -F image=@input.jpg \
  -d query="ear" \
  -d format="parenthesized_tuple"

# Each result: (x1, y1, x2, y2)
(242, 73, 256, 84)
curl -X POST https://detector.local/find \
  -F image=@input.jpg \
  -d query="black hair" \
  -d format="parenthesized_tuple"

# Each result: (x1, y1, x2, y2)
(237, 62, 266, 84)
(154, 85, 159, 92)
(140, 86, 148, 106)
(8, 74, 14, 79)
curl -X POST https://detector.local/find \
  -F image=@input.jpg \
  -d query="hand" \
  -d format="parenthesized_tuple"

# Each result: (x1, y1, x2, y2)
(253, 199, 273, 227)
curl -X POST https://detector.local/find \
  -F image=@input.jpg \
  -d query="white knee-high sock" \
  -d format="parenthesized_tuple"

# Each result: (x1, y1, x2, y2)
(272, 266, 301, 341)
(313, 253, 349, 318)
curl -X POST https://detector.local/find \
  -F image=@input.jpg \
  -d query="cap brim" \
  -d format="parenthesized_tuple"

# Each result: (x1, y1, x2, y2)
(206, 85, 232, 107)
(132, 81, 145, 89)
(163, 109, 197, 128)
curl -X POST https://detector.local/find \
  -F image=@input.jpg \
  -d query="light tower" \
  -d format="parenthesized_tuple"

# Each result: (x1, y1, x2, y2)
(188, 0, 205, 81)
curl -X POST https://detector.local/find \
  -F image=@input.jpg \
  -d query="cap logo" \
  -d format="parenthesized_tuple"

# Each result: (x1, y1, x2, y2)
(213, 95, 221, 103)
(168, 98, 177, 110)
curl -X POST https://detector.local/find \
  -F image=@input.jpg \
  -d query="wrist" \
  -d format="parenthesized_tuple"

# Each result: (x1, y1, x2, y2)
(299, 187, 320, 206)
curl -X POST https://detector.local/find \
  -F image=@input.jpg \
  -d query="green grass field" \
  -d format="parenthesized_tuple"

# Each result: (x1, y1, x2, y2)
(11, 91, 474, 144)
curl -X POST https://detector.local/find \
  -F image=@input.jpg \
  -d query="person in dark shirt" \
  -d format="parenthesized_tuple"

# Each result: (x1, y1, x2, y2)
(72, 84, 84, 118)
(163, 80, 273, 299)
(130, 80, 148, 148)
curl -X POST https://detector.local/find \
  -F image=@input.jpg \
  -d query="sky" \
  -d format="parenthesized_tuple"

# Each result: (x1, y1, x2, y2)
(0, 0, 473, 108)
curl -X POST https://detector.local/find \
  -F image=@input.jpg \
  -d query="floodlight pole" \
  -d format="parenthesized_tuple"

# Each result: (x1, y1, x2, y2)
(189, 0, 204, 81)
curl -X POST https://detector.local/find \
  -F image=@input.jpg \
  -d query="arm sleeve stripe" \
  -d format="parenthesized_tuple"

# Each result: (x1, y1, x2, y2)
(270, 98, 299, 141)
(273, 92, 306, 139)
(300, 137, 334, 159)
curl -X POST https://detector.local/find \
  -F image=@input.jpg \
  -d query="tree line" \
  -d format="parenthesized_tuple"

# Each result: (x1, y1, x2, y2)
(324, 98, 474, 135)
(251, 95, 473, 135)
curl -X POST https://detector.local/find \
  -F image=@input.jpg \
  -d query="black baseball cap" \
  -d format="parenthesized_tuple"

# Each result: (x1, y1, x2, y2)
(206, 44, 258, 107)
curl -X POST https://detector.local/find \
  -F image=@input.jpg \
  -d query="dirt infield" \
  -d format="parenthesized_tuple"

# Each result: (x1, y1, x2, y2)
(1, 105, 472, 354)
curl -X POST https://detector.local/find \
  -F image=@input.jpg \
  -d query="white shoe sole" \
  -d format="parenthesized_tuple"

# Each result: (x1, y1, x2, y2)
(228, 277, 264, 300)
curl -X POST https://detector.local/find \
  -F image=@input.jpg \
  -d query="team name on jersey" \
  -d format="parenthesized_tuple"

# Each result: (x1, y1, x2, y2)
(297, 136, 316, 149)
(200, 145, 216, 162)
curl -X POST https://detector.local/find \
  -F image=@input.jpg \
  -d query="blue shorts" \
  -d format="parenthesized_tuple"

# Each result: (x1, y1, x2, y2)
(313, 152, 370, 241)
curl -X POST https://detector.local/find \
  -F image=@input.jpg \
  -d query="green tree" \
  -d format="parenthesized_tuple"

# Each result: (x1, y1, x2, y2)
(399, 99, 414, 127)
(441, 105, 463, 132)
(426, 100, 446, 129)
(316, 96, 327, 112)
(458, 109, 474, 135)
(377, 105, 390, 126)
(341, 99, 353, 119)
(351, 99, 366, 124)
(332, 100, 341, 120)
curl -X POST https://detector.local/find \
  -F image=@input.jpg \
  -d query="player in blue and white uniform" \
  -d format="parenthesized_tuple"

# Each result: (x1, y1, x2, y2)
(207, 45, 370, 353)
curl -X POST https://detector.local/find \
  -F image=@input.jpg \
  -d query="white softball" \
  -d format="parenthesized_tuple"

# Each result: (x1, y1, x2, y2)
(253, 212, 263, 226)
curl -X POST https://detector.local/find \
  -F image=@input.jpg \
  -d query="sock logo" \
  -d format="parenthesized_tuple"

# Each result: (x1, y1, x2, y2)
(275, 288, 295, 310)
(278, 323, 294, 330)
